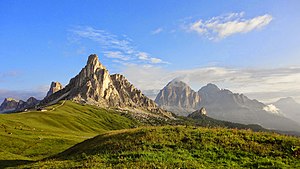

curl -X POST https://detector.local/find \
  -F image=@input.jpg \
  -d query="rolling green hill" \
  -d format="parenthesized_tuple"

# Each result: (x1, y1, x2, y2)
(19, 126, 300, 168)
(0, 101, 138, 167)
(1, 101, 300, 168)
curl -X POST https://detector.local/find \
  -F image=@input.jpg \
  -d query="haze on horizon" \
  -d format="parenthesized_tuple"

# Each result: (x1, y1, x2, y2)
(1, 1, 300, 104)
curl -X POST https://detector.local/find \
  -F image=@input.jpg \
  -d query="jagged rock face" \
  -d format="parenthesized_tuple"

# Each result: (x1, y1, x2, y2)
(67, 54, 122, 106)
(46, 82, 63, 97)
(154, 80, 201, 116)
(111, 74, 159, 112)
(40, 54, 172, 119)
(0, 98, 19, 113)
(0, 97, 40, 113)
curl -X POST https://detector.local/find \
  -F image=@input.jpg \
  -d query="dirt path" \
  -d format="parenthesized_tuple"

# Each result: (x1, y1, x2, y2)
(51, 100, 66, 111)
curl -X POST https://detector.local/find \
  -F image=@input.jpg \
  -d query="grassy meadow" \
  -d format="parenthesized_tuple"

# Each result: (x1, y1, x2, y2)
(0, 101, 137, 168)
(0, 101, 299, 168)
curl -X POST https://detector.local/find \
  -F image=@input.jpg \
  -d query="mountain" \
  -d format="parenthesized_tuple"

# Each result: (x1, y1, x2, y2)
(155, 80, 200, 116)
(40, 54, 173, 119)
(0, 97, 40, 113)
(155, 80, 300, 132)
(273, 97, 300, 123)
(46, 81, 63, 97)
(0, 98, 19, 113)
(197, 84, 300, 131)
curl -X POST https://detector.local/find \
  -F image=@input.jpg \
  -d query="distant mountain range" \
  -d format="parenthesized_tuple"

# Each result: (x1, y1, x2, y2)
(155, 80, 300, 132)
(0, 97, 39, 113)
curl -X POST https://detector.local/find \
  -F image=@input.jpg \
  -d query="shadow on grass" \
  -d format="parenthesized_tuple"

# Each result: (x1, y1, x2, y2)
(0, 160, 34, 169)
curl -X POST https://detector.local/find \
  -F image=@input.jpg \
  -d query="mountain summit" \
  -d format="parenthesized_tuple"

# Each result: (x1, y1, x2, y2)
(40, 54, 171, 118)
(46, 81, 63, 97)
(155, 80, 201, 116)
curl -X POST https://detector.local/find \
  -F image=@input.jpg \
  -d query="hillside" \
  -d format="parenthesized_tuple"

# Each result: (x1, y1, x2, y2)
(0, 101, 138, 167)
(18, 126, 300, 168)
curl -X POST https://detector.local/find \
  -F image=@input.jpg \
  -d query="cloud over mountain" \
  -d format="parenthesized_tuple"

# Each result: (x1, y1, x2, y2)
(70, 26, 168, 66)
(122, 65, 300, 103)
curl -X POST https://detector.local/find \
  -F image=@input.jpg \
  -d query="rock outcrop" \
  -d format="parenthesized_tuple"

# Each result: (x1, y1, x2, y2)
(40, 54, 173, 119)
(187, 107, 207, 119)
(0, 97, 40, 113)
(155, 80, 201, 116)
(46, 82, 63, 97)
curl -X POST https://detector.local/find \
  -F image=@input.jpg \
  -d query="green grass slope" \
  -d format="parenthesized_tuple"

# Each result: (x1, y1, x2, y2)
(0, 101, 138, 167)
(20, 126, 300, 169)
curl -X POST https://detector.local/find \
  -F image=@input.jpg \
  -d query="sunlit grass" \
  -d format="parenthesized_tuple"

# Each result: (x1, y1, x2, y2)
(20, 126, 300, 168)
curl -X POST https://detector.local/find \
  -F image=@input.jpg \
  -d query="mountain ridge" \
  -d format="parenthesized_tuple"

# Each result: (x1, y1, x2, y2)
(155, 80, 300, 132)
(0, 97, 39, 113)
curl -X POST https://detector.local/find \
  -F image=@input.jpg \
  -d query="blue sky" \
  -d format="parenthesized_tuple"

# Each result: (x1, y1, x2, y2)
(1, 0, 300, 102)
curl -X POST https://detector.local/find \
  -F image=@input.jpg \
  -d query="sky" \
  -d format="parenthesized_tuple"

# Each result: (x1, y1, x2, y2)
(1, 0, 300, 103)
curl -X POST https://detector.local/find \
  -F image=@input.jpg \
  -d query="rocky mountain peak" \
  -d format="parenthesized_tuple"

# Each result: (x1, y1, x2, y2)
(154, 79, 201, 116)
(0, 98, 19, 113)
(46, 81, 63, 97)
(26, 97, 39, 104)
(40, 54, 173, 119)
(85, 54, 106, 75)
(198, 83, 220, 94)
(167, 80, 189, 88)
(5, 98, 18, 102)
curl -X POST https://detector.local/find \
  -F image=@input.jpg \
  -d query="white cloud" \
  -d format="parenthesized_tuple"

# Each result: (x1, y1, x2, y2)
(137, 52, 149, 60)
(263, 104, 282, 115)
(151, 28, 163, 35)
(70, 26, 168, 65)
(122, 65, 300, 103)
(189, 12, 273, 40)
(150, 58, 162, 64)
(137, 52, 166, 64)
(104, 51, 130, 61)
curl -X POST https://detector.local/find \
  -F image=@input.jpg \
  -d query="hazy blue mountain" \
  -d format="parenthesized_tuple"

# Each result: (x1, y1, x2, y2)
(155, 80, 300, 132)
